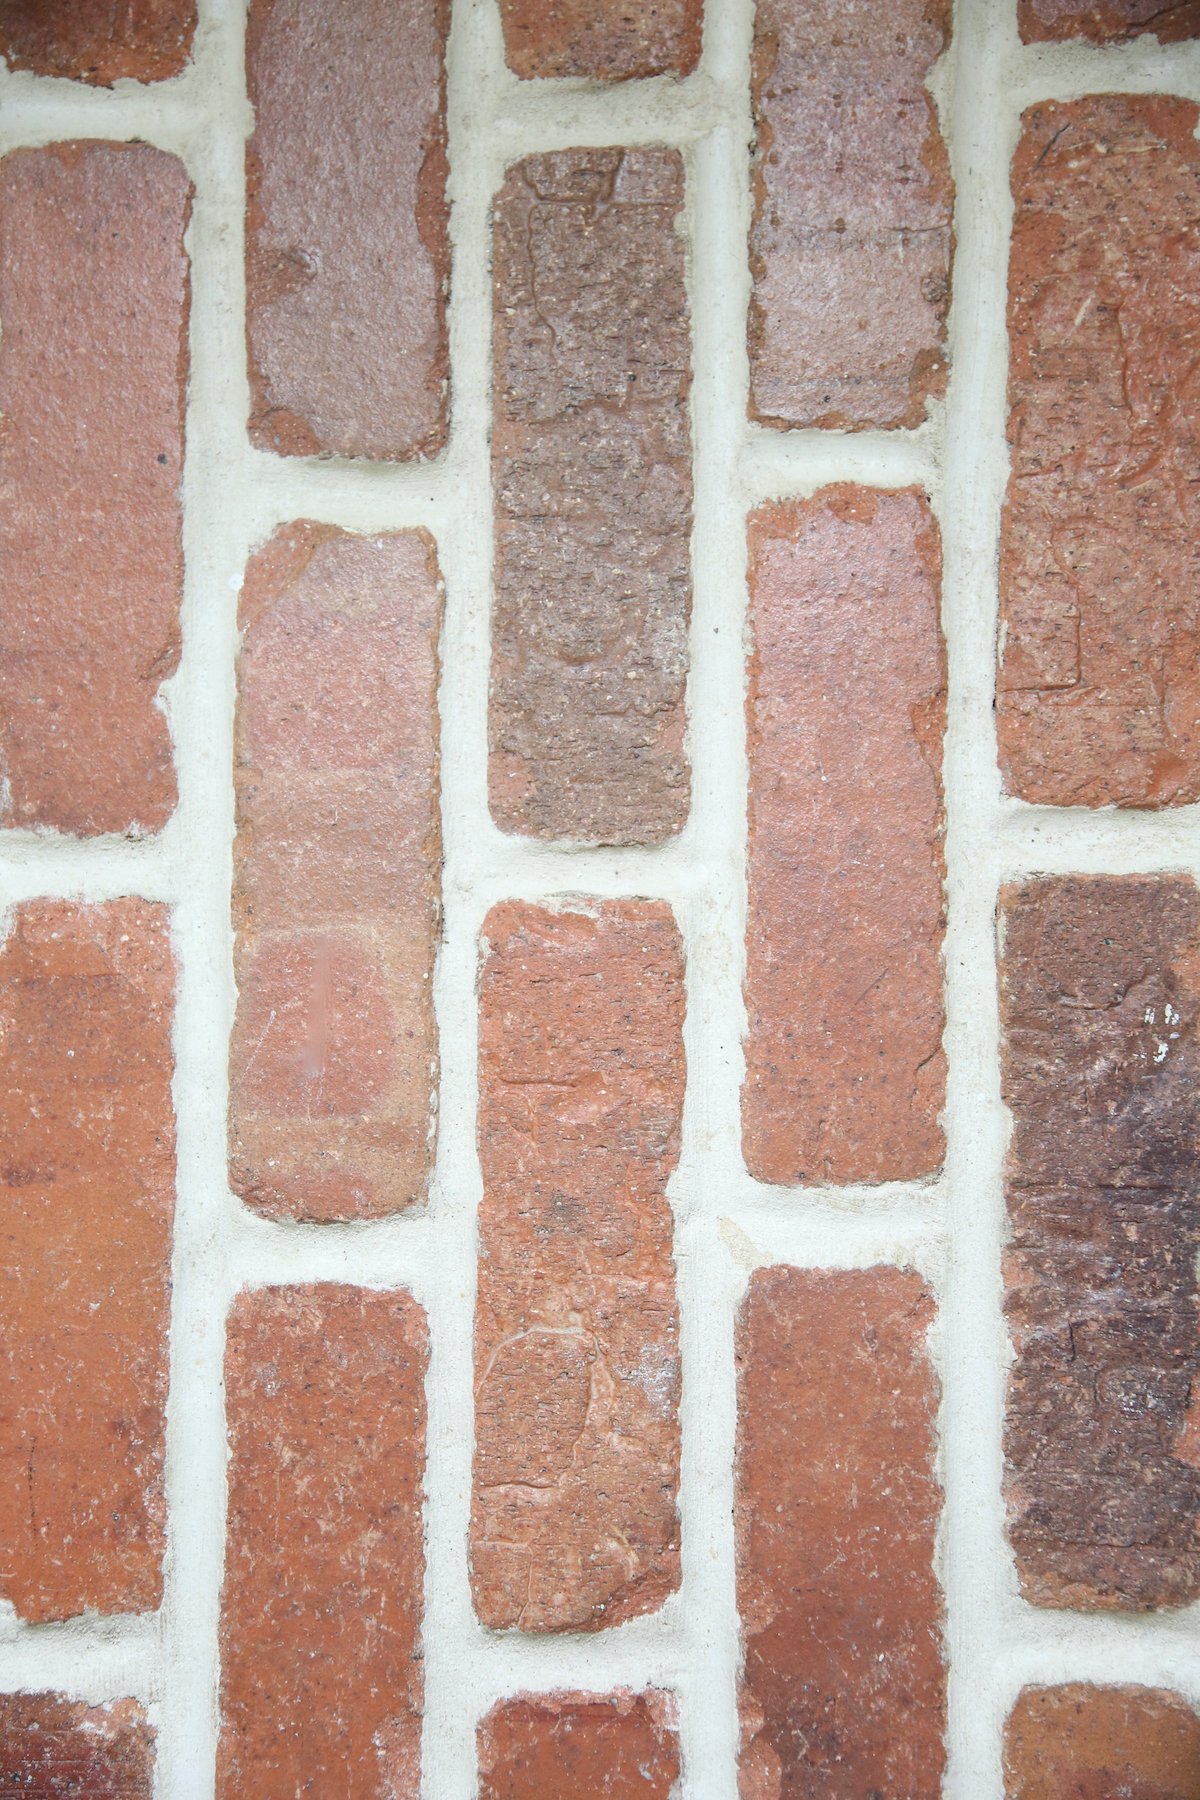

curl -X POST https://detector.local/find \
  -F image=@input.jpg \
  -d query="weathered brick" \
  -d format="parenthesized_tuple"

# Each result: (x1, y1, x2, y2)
(0, 1696, 153, 1799)
(0, 0, 195, 82)
(0, 902, 175, 1622)
(748, 0, 952, 430)
(999, 98, 1200, 807)
(478, 1693, 680, 1799)
(1005, 1685, 1200, 1798)
(490, 149, 692, 845)
(736, 1266, 945, 1798)
(472, 901, 684, 1632)
(228, 525, 441, 1222)
(217, 1286, 427, 1800)
(1000, 876, 1200, 1610)
(742, 488, 946, 1187)
(498, 0, 702, 79)
(0, 143, 189, 836)
(1019, 1, 1200, 41)
(246, 0, 449, 460)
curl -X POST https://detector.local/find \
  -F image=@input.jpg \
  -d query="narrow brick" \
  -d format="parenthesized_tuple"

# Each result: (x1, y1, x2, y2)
(228, 525, 441, 1222)
(1019, 1, 1200, 41)
(498, 0, 701, 79)
(736, 1267, 945, 1798)
(0, 0, 195, 82)
(0, 902, 175, 1622)
(246, 0, 449, 460)
(742, 488, 946, 1187)
(0, 143, 189, 836)
(472, 901, 684, 1632)
(999, 98, 1200, 807)
(1001, 877, 1200, 1610)
(748, 0, 952, 430)
(478, 1693, 680, 1799)
(217, 1286, 427, 1800)
(0, 1696, 153, 1799)
(490, 149, 692, 845)
(1005, 1685, 1200, 1798)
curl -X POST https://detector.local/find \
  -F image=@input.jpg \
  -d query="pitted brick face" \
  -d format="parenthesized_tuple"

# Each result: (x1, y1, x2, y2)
(0, 1696, 154, 1799)
(478, 1693, 680, 1799)
(498, 0, 702, 79)
(1019, 0, 1200, 40)
(1004, 1685, 1200, 1799)
(0, 0, 196, 82)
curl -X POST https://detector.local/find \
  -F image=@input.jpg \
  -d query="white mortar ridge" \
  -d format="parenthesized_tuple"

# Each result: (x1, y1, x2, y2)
(2, 1, 1200, 1797)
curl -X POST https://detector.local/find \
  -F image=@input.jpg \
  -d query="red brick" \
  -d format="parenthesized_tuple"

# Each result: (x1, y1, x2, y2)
(228, 524, 441, 1222)
(0, 1696, 153, 1799)
(1019, 1, 1200, 40)
(736, 1266, 945, 1799)
(472, 901, 684, 1632)
(0, 0, 195, 82)
(1005, 1685, 1200, 1798)
(478, 1692, 680, 1799)
(217, 1286, 427, 1800)
(0, 902, 175, 1622)
(498, 0, 702, 79)
(999, 98, 1200, 807)
(742, 488, 946, 1187)
(1000, 876, 1200, 1610)
(246, 0, 449, 460)
(490, 149, 692, 844)
(749, 0, 952, 430)
(0, 143, 189, 836)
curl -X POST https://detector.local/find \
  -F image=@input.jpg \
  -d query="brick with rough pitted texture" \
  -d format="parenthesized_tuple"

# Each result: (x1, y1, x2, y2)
(478, 1692, 680, 1799)
(0, 1696, 153, 1799)
(1005, 1684, 1200, 1798)
(0, 0, 195, 82)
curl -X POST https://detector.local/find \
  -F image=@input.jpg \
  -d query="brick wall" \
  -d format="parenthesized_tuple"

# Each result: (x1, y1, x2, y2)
(2, 2, 1200, 1797)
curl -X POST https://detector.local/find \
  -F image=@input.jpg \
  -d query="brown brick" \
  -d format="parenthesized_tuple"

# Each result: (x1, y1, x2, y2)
(1019, 1, 1200, 40)
(0, 1696, 153, 1799)
(472, 901, 684, 1632)
(999, 98, 1200, 807)
(748, 0, 952, 430)
(490, 149, 692, 844)
(498, 0, 702, 79)
(0, 143, 189, 836)
(478, 1692, 680, 1799)
(742, 488, 946, 1187)
(217, 1286, 427, 1800)
(1001, 876, 1200, 1610)
(0, 0, 195, 82)
(0, 902, 175, 1622)
(228, 525, 441, 1222)
(246, 0, 449, 460)
(736, 1266, 945, 1798)
(1005, 1685, 1200, 1798)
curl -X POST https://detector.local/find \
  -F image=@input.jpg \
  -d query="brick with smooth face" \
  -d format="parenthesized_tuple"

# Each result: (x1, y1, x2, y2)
(0, 902, 175, 1622)
(1001, 877, 1200, 1610)
(472, 901, 684, 1632)
(0, 143, 189, 836)
(0, 1, 195, 81)
(498, 0, 702, 79)
(736, 1266, 946, 1799)
(217, 1286, 428, 1800)
(742, 488, 946, 1186)
(0, 1696, 153, 1799)
(478, 1693, 680, 1799)
(749, 0, 952, 430)
(490, 149, 692, 845)
(246, 0, 449, 459)
(228, 525, 441, 1222)
(1005, 1685, 1200, 1798)
(1019, 1, 1200, 40)
(999, 98, 1200, 807)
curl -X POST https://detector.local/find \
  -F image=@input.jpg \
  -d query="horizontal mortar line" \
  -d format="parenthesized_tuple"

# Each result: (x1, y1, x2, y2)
(716, 1201, 946, 1279)
(487, 69, 741, 151)
(460, 1606, 690, 1696)
(995, 801, 1200, 876)
(243, 446, 462, 534)
(0, 833, 177, 903)
(0, 1612, 160, 1698)
(739, 424, 939, 501)
(1011, 36, 1200, 107)
(457, 835, 730, 903)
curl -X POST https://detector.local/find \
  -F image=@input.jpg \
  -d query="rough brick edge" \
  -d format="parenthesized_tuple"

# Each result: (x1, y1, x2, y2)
(0, 3, 197, 84)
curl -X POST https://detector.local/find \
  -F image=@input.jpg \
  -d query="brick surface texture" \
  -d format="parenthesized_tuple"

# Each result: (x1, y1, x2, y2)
(477, 1693, 680, 1799)
(0, 902, 175, 1623)
(1004, 1685, 1200, 1798)
(742, 487, 946, 1186)
(748, 0, 953, 430)
(489, 148, 692, 845)
(1001, 876, 1200, 1610)
(736, 1266, 946, 1798)
(498, 0, 702, 79)
(472, 901, 684, 1633)
(0, 0, 196, 82)
(228, 525, 441, 1222)
(0, 142, 190, 837)
(0, 1696, 154, 1799)
(999, 97, 1200, 807)
(1019, 1, 1200, 40)
(217, 1286, 427, 1800)
(245, 0, 449, 460)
